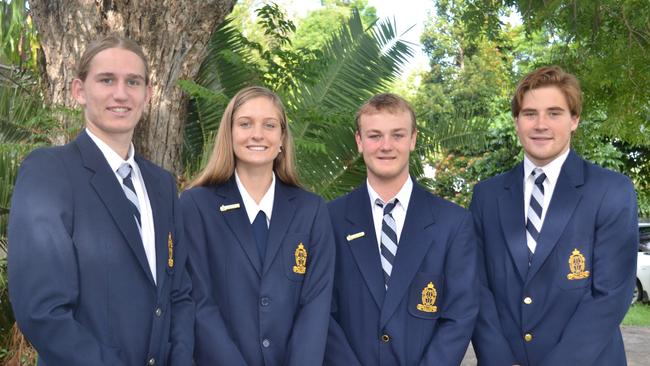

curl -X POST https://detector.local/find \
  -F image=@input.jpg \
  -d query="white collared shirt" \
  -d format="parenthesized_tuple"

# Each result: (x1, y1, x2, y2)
(523, 149, 570, 227)
(235, 171, 275, 227)
(86, 128, 157, 283)
(367, 177, 413, 253)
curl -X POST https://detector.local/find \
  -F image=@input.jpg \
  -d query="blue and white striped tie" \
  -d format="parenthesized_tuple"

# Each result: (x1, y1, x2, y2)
(117, 163, 141, 232)
(526, 168, 546, 264)
(376, 198, 399, 289)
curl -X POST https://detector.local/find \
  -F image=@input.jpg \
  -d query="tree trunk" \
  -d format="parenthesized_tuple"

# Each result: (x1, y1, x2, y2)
(30, 0, 236, 175)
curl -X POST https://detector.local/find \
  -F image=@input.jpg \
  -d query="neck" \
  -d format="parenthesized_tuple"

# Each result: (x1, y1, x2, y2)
(236, 166, 273, 204)
(368, 172, 409, 202)
(87, 125, 133, 160)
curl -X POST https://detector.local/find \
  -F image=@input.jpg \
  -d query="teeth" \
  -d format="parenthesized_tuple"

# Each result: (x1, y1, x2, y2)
(109, 107, 129, 113)
(248, 146, 267, 151)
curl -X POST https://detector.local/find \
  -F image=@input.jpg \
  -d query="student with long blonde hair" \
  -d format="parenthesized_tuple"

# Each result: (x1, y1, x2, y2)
(181, 86, 335, 365)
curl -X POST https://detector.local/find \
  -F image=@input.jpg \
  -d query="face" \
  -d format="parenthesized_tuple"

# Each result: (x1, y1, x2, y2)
(72, 47, 151, 142)
(232, 96, 283, 172)
(515, 86, 579, 166)
(356, 110, 416, 185)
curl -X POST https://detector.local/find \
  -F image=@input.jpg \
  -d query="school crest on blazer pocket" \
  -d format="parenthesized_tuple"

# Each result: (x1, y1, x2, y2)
(409, 273, 442, 319)
(293, 243, 307, 274)
(283, 234, 309, 281)
(566, 248, 590, 280)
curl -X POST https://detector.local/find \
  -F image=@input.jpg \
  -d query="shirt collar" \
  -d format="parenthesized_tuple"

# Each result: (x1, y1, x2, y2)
(235, 170, 276, 223)
(366, 176, 413, 210)
(86, 128, 135, 173)
(523, 148, 570, 186)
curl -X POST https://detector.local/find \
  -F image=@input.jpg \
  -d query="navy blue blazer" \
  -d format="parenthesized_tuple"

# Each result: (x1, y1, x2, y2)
(470, 150, 638, 366)
(180, 177, 335, 366)
(325, 181, 478, 366)
(8, 131, 194, 366)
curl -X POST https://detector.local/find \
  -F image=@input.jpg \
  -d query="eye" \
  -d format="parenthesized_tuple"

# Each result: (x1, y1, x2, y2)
(393, 133, 405, 140)
(237, 120, 251, 128)
(100, 78, 113, 85)
(264, 121, 279, 129)
(127, 78, 142, 87)
(368, 134, 381, 140)
(549, 111, 561, 117)
(521, 111, 536, 118)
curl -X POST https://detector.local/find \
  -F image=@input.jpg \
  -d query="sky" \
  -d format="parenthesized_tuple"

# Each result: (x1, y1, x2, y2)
(273, 0, 434, 77)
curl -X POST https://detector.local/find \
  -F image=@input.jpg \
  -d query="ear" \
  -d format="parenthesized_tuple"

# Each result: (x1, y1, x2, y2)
(570, 115, 580, 132)
(71, 78, 86, 105)
(145, 84, 153, 104)
(409, 129, 417, 151)
(355, 131, 363, 154)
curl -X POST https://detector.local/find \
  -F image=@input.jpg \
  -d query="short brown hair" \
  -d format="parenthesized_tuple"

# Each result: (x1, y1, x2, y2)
(76, 35, 150, 84)
(512, 66, 581, 118)
(188, 86, 300, 188)
(355, 93, 417, 132)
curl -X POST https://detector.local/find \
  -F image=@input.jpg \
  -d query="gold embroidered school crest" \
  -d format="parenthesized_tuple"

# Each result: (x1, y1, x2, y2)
(167, 232, 174, 268)
(416, 282, 438, 313)
(293, 243, 307, 274)
(566, 248, 589, 280)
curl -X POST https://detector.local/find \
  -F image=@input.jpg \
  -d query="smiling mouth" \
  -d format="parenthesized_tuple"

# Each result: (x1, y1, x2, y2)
(107, 107, 131, 113)
(247, 146, 268, 151)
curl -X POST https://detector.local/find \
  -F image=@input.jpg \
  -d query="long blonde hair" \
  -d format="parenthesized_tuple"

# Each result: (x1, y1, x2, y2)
(188, 86, 300, 188)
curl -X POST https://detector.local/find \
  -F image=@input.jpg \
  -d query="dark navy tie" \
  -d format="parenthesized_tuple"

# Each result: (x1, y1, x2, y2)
(252, 210, 268, 263)
(526, 168, 546, 264)
(117, 163, 141, 230)
(376, 198, 399, 289)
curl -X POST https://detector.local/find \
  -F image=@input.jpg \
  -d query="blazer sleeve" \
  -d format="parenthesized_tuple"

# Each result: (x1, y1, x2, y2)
(284, 197, 336, 366)
(180, 190, 249, 366)
(167, 176, 195, 365)
(539, 177, 638, 365)
(418, 211, 479, 366)
(324, 294, 363, 366)
(469, 188, 519, 366)
(8, 150, 124, 366)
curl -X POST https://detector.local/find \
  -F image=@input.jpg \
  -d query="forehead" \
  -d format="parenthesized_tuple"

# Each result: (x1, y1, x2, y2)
(234, 96, 281, 118)
(86, 47, 146, 77)
(521, 86, 569, 110)
(359, 109, 412, 132)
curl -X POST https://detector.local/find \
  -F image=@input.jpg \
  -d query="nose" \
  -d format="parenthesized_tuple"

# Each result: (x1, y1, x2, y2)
(379, 135, 393, 151)
(251, 122, 264, 140)
(112, 80, 128, 101)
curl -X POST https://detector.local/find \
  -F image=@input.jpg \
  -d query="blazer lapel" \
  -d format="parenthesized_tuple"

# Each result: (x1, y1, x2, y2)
(380, 183, 435, 328)
(345, 185, 386, 309)
(497, 163, 530, 282)
(263, 181, 296, 276)
(137, 157, 169, 292)
(527, 151, 584, 280)
(76, 131, 155, 285)
(216, 177, 263, 277)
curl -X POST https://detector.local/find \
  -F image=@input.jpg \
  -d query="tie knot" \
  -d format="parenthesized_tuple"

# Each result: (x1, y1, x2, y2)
(117, 163, 133, 180)
(254, 210, 267, 224)
(376, 198, 398, 216)
(532, 168, 546, 186)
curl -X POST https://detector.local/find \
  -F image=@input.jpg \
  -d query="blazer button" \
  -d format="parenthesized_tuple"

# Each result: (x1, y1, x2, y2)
(262, 338, 271, 348)
(381, 334, 390, 343)
(523, 297, 532, 305)
(148, 357, 156, 365)
(524, 333, 533, 342)
(155, 307, 162, 317)
(260, 296, 270, 307)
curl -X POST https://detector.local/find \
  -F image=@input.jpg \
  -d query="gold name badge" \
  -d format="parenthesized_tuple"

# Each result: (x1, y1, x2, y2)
(346, 231, 365, 242)
(416, 282, 438, 313)
(567, 248, 590, 280)
(293, 243, 307, 274)
(167, 232, 174, 268)
(219, 203, 241, 212)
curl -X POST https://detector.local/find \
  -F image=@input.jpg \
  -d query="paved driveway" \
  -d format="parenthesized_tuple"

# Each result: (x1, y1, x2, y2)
(460, 326, 650, 365)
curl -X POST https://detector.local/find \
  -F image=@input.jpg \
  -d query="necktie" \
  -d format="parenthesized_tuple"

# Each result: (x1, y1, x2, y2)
(117, 163, 141, 230)
(252, 210, 268, 263)
(376, 198, 399, 289)
(526, 168, 546, 263)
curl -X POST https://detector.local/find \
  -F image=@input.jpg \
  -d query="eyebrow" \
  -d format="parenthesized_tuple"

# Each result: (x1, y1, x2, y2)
(521, 106, 566, 113)
(365, 128, 408, 133)
(94, 72, 145, 81)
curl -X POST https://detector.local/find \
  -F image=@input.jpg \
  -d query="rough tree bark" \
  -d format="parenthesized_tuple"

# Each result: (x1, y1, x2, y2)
(30, 0, 236, 174)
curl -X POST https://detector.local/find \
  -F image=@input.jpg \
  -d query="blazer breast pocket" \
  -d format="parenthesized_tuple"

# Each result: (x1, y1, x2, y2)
(556, 245, 592, 290)
(282, 233, 310, 282)
(408, 272, 443, 319)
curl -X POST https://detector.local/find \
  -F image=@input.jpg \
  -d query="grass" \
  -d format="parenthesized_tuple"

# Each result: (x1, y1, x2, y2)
(623, 303, 650, 327)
